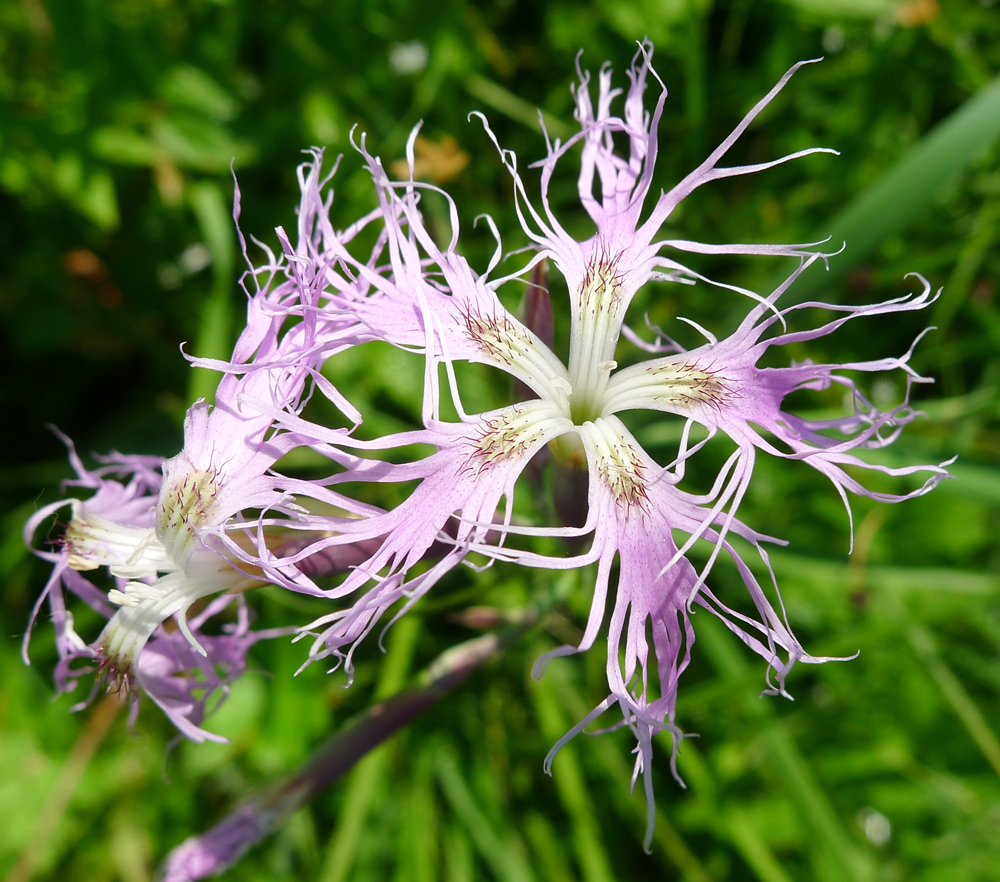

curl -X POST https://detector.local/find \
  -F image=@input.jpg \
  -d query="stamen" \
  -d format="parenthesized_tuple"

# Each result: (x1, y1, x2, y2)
(63, 512, 152, 572)
(157, 469, 221, 563)
(461, 306, 534, 367)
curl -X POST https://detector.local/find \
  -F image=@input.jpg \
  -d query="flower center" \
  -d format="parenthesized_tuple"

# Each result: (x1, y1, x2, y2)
(157, 468, 221, 565)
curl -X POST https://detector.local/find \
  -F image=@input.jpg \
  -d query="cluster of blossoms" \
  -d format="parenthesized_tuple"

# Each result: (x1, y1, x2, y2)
(27, 43, 949, 845)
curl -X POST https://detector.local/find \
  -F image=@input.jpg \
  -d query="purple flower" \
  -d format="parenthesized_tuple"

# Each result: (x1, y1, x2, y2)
(23, 163, 378, 740)
(24, 403, 298, 741)
(23, 41, 953, 856)
(271, 43, 950, 845)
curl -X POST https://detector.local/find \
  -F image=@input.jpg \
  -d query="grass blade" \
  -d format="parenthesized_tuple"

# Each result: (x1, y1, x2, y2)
(187, 181, 236, 404)
(783, 72, 1000, 302)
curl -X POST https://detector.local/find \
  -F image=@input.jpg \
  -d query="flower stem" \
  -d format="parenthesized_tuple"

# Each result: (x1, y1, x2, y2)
(156, 621, 534, 882)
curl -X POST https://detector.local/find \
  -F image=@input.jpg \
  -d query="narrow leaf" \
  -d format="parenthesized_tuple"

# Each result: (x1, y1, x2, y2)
(784, 72, 1000, 302)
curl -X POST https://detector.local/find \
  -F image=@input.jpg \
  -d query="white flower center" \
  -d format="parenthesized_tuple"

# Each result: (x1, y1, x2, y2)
(157, 468, 222, 565)
(65, 468, 253, 679)
(463, 400, 572, 475)
(453, 256, 740, 506)
(459, 304, 571, 406)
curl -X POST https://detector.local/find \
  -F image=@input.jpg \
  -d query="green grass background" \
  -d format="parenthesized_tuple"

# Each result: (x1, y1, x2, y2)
(1, 1, 999, 880)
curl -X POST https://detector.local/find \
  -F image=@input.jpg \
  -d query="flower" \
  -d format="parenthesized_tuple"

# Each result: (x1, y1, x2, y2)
(24, 164, 383, 739)
(260, 43, 950, 845)
(24, 40, 953, 853)
(24, 431, 272, 741)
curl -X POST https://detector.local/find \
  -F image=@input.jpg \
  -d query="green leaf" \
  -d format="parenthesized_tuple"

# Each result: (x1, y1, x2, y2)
(159, 65, 238, 123)
(464, 74, 572, 140)
(89, 126, 158, 166)
(435, 747, 536, 882)
(773, 0, 894, 19)
(51, 155, 120, 229)
(316, 619, 423, 882)
(785, 71, 1000, 302)
(151, 113, 255, 173)
(531, 677, 615, 882)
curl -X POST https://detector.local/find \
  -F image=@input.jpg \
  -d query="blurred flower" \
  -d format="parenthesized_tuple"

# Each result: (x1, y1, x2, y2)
(388, 134, 471, 184)
(389, 40, 430, 75)
(24, 432, 271, 741)
(895, 0, 940, 28)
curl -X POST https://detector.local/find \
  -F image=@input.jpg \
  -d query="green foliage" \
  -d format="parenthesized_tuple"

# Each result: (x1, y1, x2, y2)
(3, 1, 999, 880)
